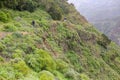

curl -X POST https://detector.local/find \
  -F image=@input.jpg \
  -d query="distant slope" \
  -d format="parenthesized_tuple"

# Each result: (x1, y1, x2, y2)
(68, 0, 120, 46)
(0, 0, 120, 80)
(93, 16, 120, 45)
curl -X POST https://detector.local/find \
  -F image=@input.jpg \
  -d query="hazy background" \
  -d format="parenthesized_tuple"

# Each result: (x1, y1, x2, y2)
(68, 0, 120, 21)
(68, 0, 120, 45)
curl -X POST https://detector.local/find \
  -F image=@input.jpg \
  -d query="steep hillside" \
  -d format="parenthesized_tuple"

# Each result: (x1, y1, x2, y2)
(68, 0, 120, 46)
(0, 0, 120, 80)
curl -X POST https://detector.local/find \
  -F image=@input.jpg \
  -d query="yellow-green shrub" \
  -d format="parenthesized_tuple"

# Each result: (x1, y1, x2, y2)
(0, 56, 4, 62)
(12, 59, 30, 75)
(25, 49, 56, 72)
(0, 42, 5, 52)
(65, 68, 80, 80)
(115, 57, 120, 63)
(12, 49, 23, 59)
(3, 24, 17, 32)
(47, 4, 62, 20)
(80, 73, 90, 80)
(0, 11, 11, 22)
(56, 59, 68, 73)
(39, 70, 55, 80)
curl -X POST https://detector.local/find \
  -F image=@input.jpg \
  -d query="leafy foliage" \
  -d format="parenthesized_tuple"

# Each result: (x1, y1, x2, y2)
(0, 11, 11, 22)
(97, 34, 111, 48)
(25, 49, 56, 72)
(66, 51, 83, 72)
(47, 5, 62, 20)
(0, 0, 37, 12)
(39, 70, 55, 80)
(56, 59, 68, 73)
(0, 42, 5, 52)
(12, 59, 30, 75)
(3, 23, 17, 32)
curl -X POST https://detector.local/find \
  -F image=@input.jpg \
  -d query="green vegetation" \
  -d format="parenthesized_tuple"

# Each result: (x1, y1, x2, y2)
(97, 34, 111, 48)
(47, 5, 62, 20)
(0, 11, 11, 22)
(25, 49, 56, 72)
(0, 0, 120, 80)
(39, 70, 55, 80)
(3, 23, 17, 32)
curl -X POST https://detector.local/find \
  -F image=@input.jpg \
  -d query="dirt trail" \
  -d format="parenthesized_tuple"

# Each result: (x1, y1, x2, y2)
(0, 32, 12, 39)
(0, 32, 29, 39)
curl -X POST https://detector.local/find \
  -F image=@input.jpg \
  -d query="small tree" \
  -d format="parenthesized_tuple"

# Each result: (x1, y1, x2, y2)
(97, 34, 111, 49)
(0, 0, 37, 12)
(47, 5, 62, 20)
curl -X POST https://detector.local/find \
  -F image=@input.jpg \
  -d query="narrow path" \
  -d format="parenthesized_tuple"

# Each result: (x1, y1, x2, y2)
(0, 32, 12, 39)
(0, 32, 29, 39)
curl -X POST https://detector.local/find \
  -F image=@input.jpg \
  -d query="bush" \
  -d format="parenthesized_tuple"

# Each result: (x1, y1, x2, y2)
(0, 65, 16, 80)
(0, 0, 37, 12)
(12, 32, 23, 38)
(0, 42, 5, 52)
(80, 73, 90, 80)
(65, 68, 80, 80)
(0, 56, 4, 62)
(3, 24, 17, 32)
(0, 11, 10, 22)
(97, 34, 111, 49)
(56, 59, 68, 73)
(17, 42, 36, 54)
(115, 57, 120, 63)
(0, 63, 24, 80)
(25, 49, 56, 72)
(38, 20, 50, 31)
(12, 49, 24, 59)
(0, 0, 18, 9)
(16, 0, 37, 12)
(47, 5, 62, 20)
(66, 51, 83, 72)
(12, 59, 30, 75)
(39, 70, 55, 80)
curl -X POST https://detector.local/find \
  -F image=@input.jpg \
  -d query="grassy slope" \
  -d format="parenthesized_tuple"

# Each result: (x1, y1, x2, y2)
(0, 4, 120, 80)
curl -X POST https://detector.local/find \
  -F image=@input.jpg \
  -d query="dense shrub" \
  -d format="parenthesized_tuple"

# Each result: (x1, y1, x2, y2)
(115, 57, 120, 64)
(3, 24, 17, 32)
(39, 70, 55, 80)
(47, 5, 62, 20)
(12, 59, 30, 75)
(97, 34, 111, 48)
(0, 11, 11, 22)
(0, 0, 37, 12)
(80, 73, 90, 80)
(56, 59, 68, 73)
(0, 42, 5, 52)
(0, 0, 18, 9)
(25, 49, 56, 72)
(16, 0, 37, 12)
(0, 0, 63, 20)
(38, 20, 50, 31)
(0, 56, 4, 62)
(12, 49, 24, 59)
(0, 63, 24, 80)
(0, 65, 16, 80)
(66, 51, 83, 72)
(12, 32, 23, 38)
(65, 68, 80, 80)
